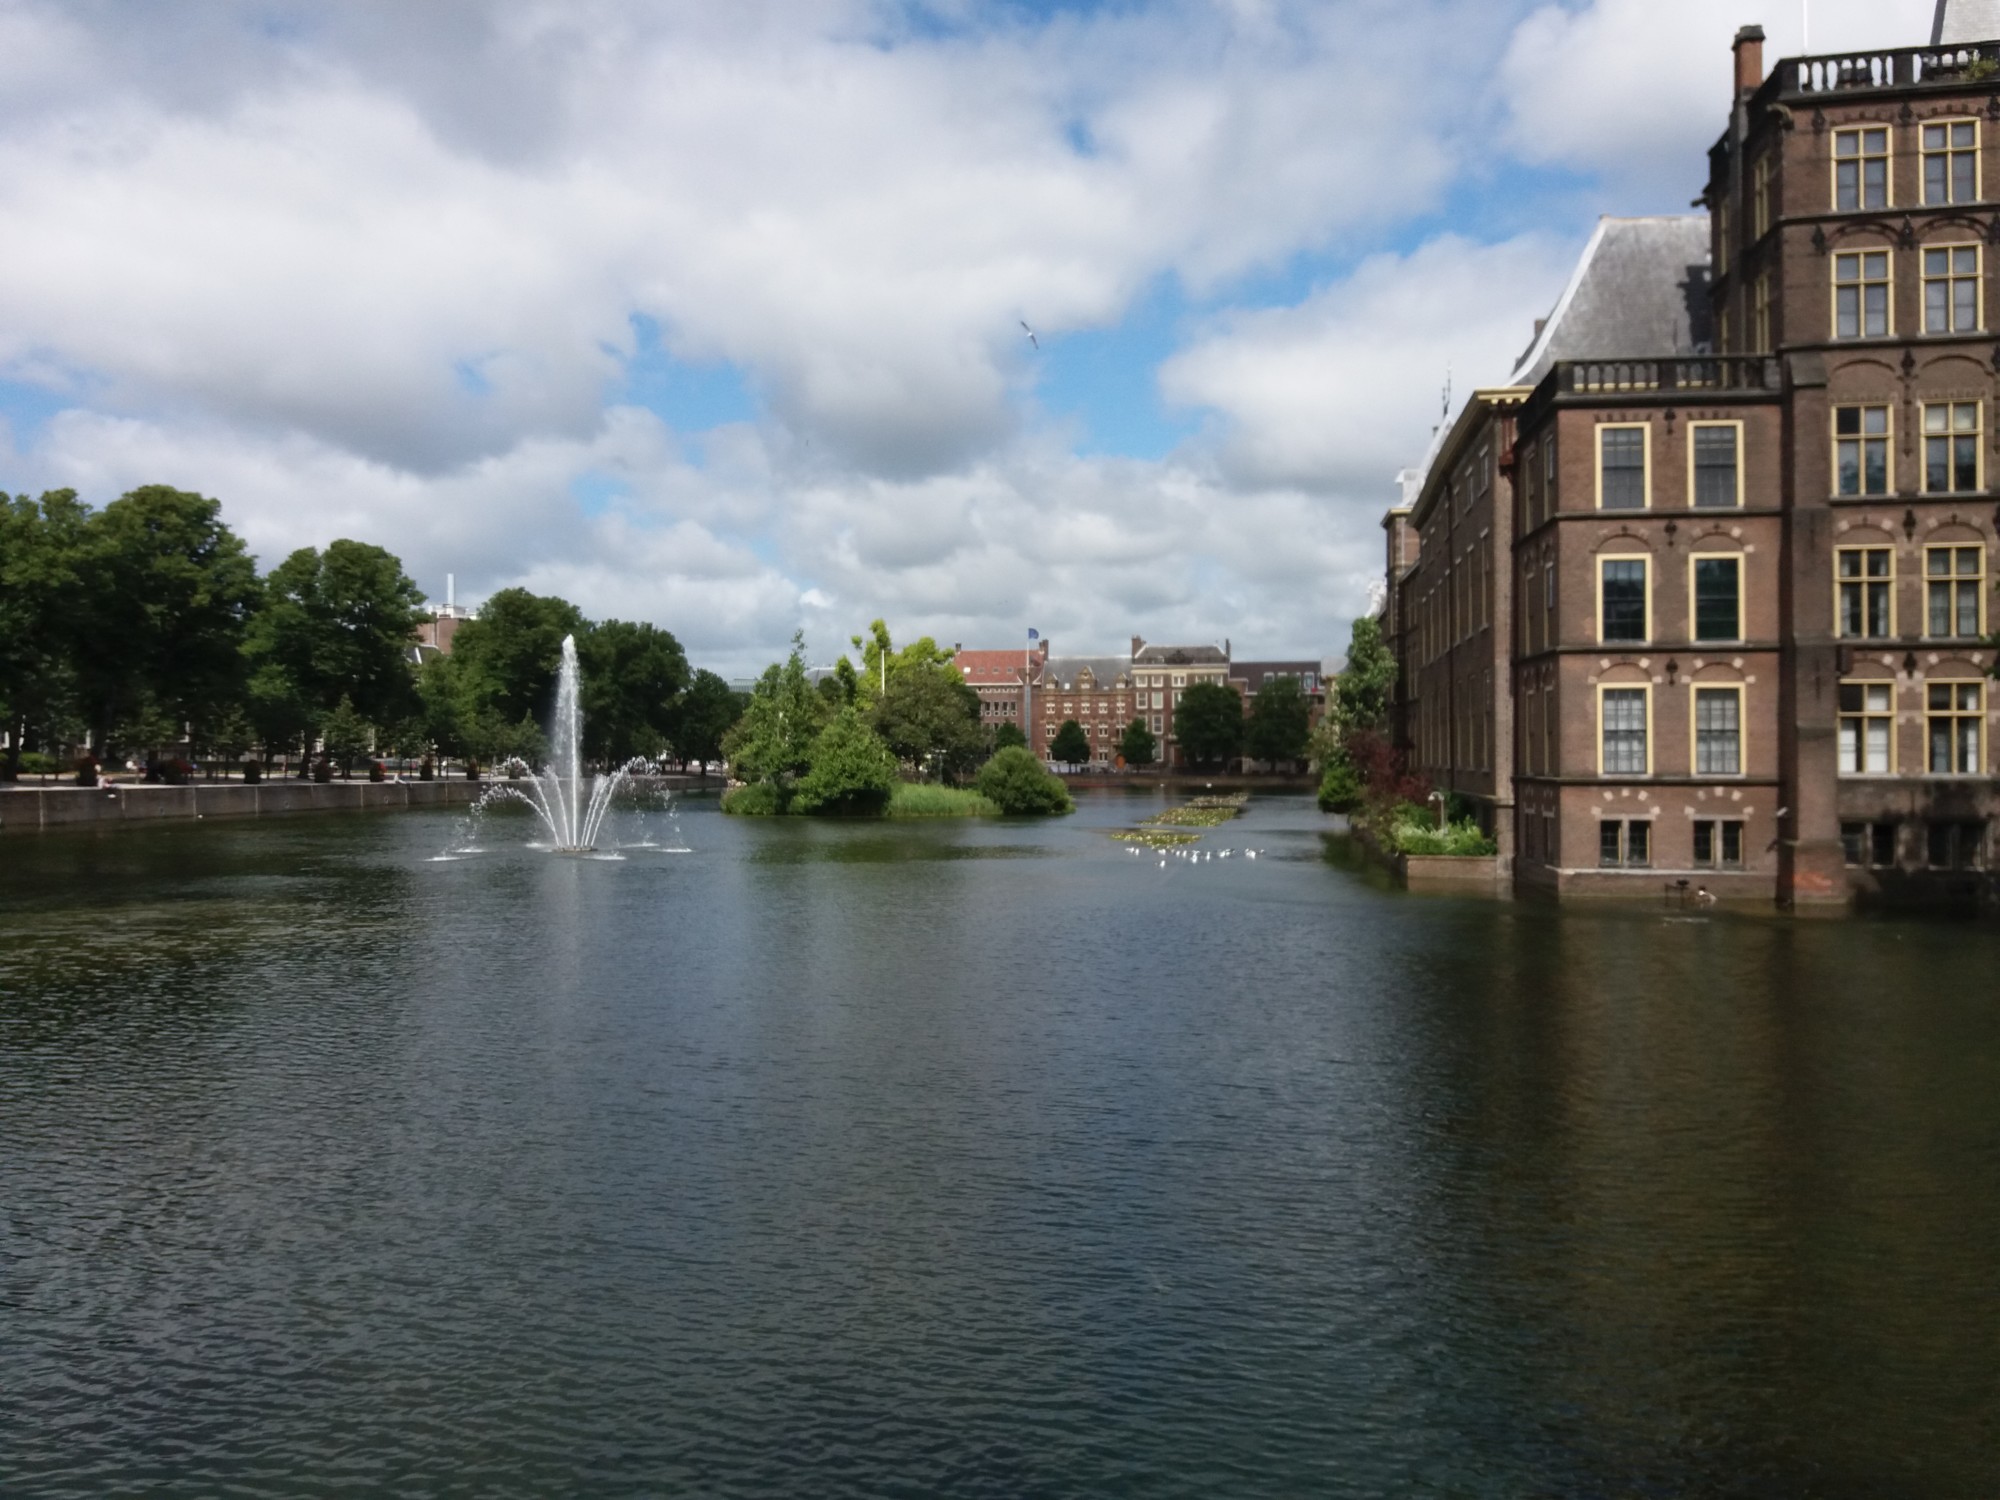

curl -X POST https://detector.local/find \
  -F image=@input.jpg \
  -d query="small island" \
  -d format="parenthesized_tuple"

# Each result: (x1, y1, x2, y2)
(720, 625, 1072, 818)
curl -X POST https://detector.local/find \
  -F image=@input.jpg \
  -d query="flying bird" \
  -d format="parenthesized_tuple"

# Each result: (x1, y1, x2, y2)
(1020, 320, 1039, 350)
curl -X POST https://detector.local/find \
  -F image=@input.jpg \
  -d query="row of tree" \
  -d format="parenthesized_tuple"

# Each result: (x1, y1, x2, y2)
(0, 485, 740, 779)
(1051, 674, 1313, 771)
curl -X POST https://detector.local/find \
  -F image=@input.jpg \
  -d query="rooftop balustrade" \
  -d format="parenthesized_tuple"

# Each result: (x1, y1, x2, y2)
(1755, 42, 2000, 105)
(1522, 356, 1780, 428)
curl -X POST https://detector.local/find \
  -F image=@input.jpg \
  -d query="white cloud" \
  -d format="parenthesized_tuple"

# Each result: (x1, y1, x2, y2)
(1159, 234, 1575, 489)
(1499, 0, 1937, 193)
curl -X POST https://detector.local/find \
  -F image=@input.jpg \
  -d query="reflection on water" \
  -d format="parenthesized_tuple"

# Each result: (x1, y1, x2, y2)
(1, 794, 1996, 1497)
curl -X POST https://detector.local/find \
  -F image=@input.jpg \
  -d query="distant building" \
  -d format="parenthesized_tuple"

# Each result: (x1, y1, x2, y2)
(414, 575, 477, 661)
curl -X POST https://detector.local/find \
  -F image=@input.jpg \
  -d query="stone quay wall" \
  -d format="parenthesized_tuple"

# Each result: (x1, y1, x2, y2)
(0, 779, 485, 835)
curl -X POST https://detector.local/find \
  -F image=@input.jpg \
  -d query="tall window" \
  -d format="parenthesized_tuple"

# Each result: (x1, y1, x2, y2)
(1924, 402, 1981, 492)
(1692, 556, 1743, 641)
(1694, 820, 1745, 868)
(1694, 687, 1743, 775)
(1752, 270, 1772, 352)
(1751, 153, 1773, 240)
(1834, 405, 1891, 495)
(1922, 120, 1978, 205)
(1839, 681, 1895, 773)
(1922, 246, 1980, 333)
(1927, 545, 1987, 638)
(1927, 820, 1988, 870)
(1834, 127, 1890, 210)
(1599, 558, 1649, 643)
(1599, 820, 1651, 867)
(1834, 251, 1891, 338)
(1842, 820, 1901, 866)
(1600, 687, 1649, 775)
(1717, 198, 1734, 268)
(1692, 423, 1740, 507)
(1544, 437, 1557, 510)
(1836, 547, 1894, 637)
(1597, 425, 1647, 509)
(1928, 681, 1984, 774)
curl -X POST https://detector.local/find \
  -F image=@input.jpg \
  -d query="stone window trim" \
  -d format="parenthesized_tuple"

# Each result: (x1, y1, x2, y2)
(1832, 403, 1893, 497)
(1838, 677, 1897, 776)
(1596, 552, 1653, 645)
(1595, 423, 1651, 511)
(1924, 543, 1988, 640)
(1688, 550, 1746, 643)
(1688, 420, 1745, 509)
(1832, 124, 1892, 213)
(1596, 682, 1653, 778)
(1921, 242, 1982, 335)
(1832, 248, 1893, 340)
(1834, 544, 1897, 639)
(1690, 682, 1746, 778)
(1921, 118, 1980, 207)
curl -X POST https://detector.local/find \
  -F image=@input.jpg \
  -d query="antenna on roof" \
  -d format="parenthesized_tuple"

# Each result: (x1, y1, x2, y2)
(1442, 366, 1452, 422)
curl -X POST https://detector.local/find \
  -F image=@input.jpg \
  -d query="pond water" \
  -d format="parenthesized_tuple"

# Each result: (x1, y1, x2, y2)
(2, 791, 1996, 1497)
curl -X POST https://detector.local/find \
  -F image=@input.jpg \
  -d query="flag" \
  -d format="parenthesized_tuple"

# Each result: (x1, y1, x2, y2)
(1027, 628, 1039, 640)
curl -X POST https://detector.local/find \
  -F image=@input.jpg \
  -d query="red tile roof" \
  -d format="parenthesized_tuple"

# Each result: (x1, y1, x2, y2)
(953, 648, 1042, 684)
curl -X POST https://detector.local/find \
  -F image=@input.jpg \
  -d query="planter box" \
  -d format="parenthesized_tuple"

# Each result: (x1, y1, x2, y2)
(1397, 852, 1505, 892)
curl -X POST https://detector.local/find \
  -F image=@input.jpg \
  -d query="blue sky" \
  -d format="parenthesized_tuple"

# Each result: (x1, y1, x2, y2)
(0, 0, 1939, 673)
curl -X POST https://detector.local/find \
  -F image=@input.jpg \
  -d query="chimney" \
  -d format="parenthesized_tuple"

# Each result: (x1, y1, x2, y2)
(1733, 24, 1765, 97)
(1130, 635, 1144, 660)
(446, 573, 455, 612)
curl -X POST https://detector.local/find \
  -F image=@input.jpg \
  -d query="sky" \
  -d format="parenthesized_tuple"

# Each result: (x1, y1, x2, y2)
(0, 0, 1939, 675)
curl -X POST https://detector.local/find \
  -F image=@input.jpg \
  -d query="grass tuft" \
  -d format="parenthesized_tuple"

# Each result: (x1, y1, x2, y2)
(887, 783, 999, 818)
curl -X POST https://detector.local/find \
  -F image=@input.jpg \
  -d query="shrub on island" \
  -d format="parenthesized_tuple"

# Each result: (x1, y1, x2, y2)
(787, 708, 898, 816)
(975, 746, 1074, 815)
(887, 783, 998, 817)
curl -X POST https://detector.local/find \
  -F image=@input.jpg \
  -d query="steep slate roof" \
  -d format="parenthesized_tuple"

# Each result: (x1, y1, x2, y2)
(1508, 216, 1713, 386)
(1132, 642, 1229, 666)
(1936, 0, 2000, 43)
(955, 648, 1041, 686)
(1044, 656, 1130, 691)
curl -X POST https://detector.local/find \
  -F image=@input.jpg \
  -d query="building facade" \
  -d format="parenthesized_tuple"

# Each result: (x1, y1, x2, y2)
(1385, 11, 2000, 905)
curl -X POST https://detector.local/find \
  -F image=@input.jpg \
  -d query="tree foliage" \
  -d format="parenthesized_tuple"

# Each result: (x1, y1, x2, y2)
(993, 721, 1028, 751)
(723, 633, 827, 798)
(848, 618, 956, 708)
(1244, 675, 1311, 767)
(579, 619, 689, 762)
(243, 540, 425, 752)
(73, 486, 261, 756)
(1118, 718, 1156, 767)
(676, 669, 743, 774)
(1335, 617, 1397, 732)
(791, 707, 898, 814)
(1172, 681, 1243, 768)
(874, 664, 985, 778)
(1050, 718, 1091, 764)
(975, 745, 1074, 814)
(0, 491, 89, 778)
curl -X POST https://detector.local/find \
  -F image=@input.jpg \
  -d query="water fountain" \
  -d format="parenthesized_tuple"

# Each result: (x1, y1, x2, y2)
(480, 634, 658, 855)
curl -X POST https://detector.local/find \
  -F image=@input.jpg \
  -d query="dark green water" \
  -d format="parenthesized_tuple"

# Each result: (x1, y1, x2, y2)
(2, 791, 1996, 1497)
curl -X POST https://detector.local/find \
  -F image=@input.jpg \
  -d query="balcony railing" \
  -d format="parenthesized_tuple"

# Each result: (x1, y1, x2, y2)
(1763, 43, 2000, 103)
(1552, 356, 1779, 396)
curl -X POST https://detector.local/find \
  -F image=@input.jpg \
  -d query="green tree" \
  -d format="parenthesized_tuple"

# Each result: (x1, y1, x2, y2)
(723, 633, 827, 801)
(1334, 617, 1397, 732)
(1317, 737, 1364, 813)
(1050, 718, 1091, 764)
(1118, 718, 1156, 767)
(243, 539, 425, 753)
(674, 669, 743, 777)
(0, 490, 89, 779)
(1244, 675, 1311, 767)
(848, 619, 956, 707)
(448, 588, 587, 731)
(792, 706, 898, 814)
(993, 721, 1028, 751)
(578, 619, 689, 763)
(975, 745, 1074, 814)
(320, 695, 373, 775)
(1173, 681, 1243, 769)
(874, 663, 985, 779)
(75, 485, 260, 758)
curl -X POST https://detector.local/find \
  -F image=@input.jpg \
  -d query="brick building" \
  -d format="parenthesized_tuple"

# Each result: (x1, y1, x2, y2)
(1384, 8, 2000, 905)
(954, 642, 1046, 735)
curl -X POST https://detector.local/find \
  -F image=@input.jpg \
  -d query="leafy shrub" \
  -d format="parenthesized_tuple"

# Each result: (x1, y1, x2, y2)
(17, 751, 60, 777)
(721, 781, 785, 816)
(1386, 813, 1497, 857)
(888, 783, 998, 817)
(1317, 755, 1363, 813)
(975, 745, 1074, 815)
(791, 708, 897, 815)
